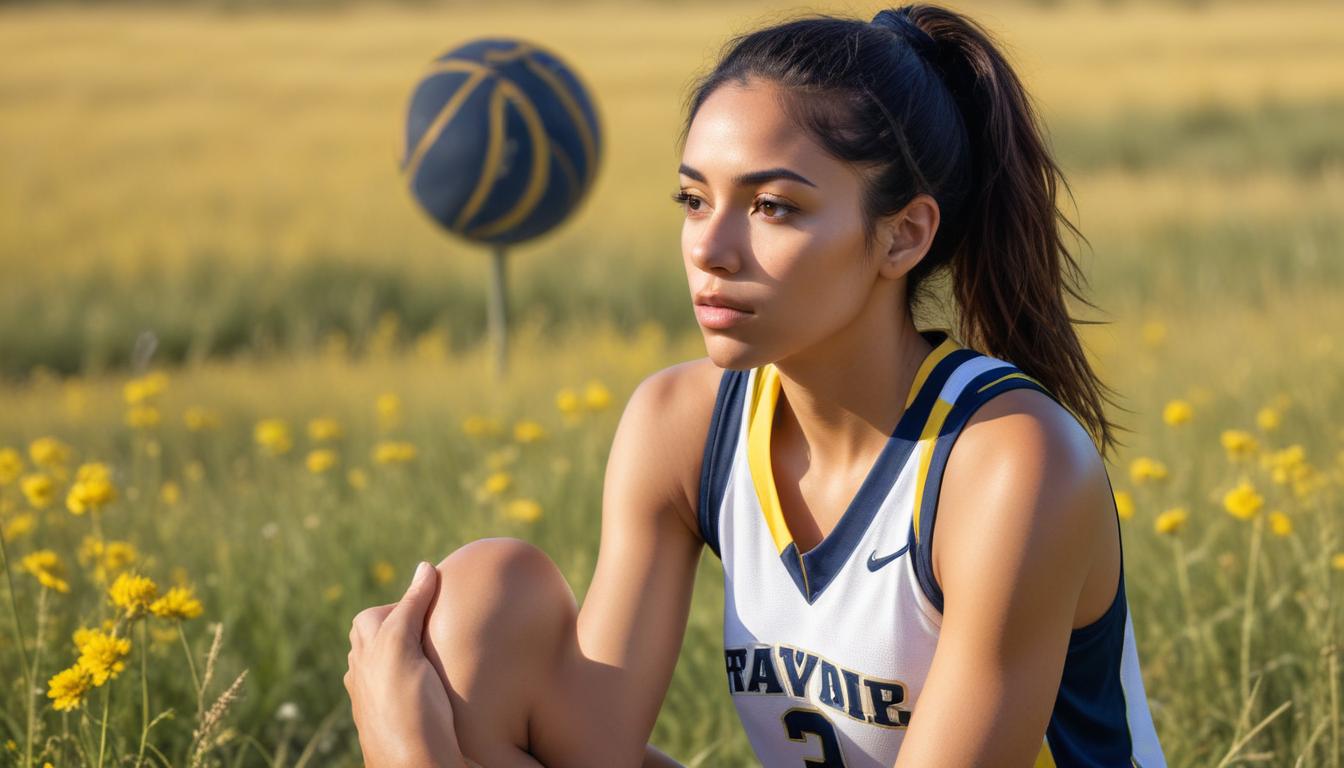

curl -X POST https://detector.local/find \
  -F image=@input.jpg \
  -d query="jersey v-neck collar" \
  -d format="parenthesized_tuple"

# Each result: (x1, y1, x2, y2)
(745, 328, 974, 604)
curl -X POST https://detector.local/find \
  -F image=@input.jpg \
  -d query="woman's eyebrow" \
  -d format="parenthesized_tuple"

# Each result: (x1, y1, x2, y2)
(678, 163, 817, 189)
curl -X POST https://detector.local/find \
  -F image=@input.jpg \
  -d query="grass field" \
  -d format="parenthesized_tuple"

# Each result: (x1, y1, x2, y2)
(1, 0, 1342, 765)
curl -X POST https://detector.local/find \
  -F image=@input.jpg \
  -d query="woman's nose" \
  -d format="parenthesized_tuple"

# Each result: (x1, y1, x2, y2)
(687, 209, 744, 275)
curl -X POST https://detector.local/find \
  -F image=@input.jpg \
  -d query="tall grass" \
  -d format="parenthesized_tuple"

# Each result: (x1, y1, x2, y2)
(0, 0, 1341, 765)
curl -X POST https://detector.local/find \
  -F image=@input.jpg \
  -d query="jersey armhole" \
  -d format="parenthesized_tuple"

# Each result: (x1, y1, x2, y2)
(698, 367, 748, 560)
(908, 369, 1074, 616)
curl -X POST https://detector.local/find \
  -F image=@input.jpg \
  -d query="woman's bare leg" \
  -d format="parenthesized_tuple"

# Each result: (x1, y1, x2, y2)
(422, 537, 686, 768)
(422, 537, 571, 767)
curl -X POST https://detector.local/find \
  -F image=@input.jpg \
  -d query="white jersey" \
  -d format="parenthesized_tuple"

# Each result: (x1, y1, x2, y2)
(695, 328, 1166, 767)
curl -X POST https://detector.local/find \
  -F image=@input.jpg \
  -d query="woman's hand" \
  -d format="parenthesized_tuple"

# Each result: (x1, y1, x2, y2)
(345, 560, 473, 768)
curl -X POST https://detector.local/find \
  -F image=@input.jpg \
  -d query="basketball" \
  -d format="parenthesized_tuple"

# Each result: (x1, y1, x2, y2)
(401, 38, 602, 246)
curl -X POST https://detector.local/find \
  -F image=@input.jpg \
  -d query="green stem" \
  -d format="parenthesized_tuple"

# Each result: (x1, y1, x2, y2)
(96, 680, 110, 768)
(1239, 513, 1264, 724)
(176, 621, 202, 706)
(0, 530, 35, 768)
(27, 586, 48, 768)
(136, 619, 148, 768)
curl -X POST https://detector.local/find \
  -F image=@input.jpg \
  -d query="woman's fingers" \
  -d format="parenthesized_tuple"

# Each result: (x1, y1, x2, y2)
(350, 602, 398, 650)
(379, 561, 439, 651)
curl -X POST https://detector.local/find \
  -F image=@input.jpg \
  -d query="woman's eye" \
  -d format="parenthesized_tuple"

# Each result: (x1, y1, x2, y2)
(670, 191, 704, 214)
(755, 198, 796, 220)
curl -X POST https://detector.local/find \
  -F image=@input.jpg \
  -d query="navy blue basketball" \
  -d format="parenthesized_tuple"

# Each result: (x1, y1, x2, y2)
(401, 38, 602, 246)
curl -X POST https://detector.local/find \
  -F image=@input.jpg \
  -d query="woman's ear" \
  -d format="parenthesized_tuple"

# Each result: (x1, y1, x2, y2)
(876, 193, 940, 280)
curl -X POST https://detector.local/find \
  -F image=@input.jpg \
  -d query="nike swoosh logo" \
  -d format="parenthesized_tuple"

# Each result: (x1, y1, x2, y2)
(867, 544, 910, 572)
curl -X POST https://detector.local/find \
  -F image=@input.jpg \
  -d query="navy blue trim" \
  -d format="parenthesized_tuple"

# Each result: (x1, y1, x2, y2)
(903, 366, 1141, 765)
(779, 541, 810, 598)
(793, 334, 979, 604)
(909, 370, 1061, 614)
(697, 367, 748, 560)
(1045, 573, 1135, 765)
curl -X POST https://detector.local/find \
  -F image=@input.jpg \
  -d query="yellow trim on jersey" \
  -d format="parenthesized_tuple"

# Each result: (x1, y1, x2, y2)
(976, 371, 1045, 393)
(1034, 738, 1058, 767)
(910, 396, 955, 543)
(746, 332, 960, 557)
(748, 363, 791, 555)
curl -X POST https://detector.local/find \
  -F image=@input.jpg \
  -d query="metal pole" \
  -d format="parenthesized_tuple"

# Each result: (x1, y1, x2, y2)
(488, 245, 509, 377)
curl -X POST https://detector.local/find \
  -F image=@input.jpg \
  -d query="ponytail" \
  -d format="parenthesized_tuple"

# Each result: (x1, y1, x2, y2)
(890, 4, 1124, 457)
(680, 4, 1126, 457)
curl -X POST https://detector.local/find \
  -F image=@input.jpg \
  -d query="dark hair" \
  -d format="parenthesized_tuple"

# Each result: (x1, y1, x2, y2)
(676, 3, 1125, 457)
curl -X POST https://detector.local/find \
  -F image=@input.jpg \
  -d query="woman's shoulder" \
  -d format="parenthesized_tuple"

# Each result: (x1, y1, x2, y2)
(615, 357, 730, 540)
(932, 383, 1118, 620)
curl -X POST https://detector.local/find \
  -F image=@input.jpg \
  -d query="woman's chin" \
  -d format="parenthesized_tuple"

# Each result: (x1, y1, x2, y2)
(702, 335, 768, 371)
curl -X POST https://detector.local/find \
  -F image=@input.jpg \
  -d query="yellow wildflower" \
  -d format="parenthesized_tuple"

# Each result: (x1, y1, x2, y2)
(1267, 511, 1292, 537)
(66, 462, 116, 515)
(306, 449, 338, 474)
(254, 419, 293, 456)
(376, 393, 402, 432)
(513, 420, 546, 444)
(0, 447, 23, 485)
(108, 572, 159, 619)
(28, 436, 71, 468)
(20, 549, 70, 593)
(1332, 553, 1344, 571)
(583, 380, 612, 411)
(461, 415, 501, 438)
(125, 405, 161, 429)
(347, 467, 369, 490)
(1161, 400, 1192, 426)
(2, 512, 36, 543)
(1261, 444, 1305, 474)
(1220, 430, 1258, 461)
(47, 664, 94, 711)
(503, 498, 543, 523)
(76, 629, 131, 685)
(160, 480, 181, 505)
(371, 561, 395, 585)
(1223, 480, 1264, 520)
(1113, 490, 1134, 521)
(123, 371, 168, 405)
(307, 417, 344, 442)
(323, 584, 344, 602)
(183, 406, 222, 432)
(1128, 457, 1168, 485)
(150, 585, 204, 620)
(1154, 507, 1188, 536)
(482, 471, 512, 496)
(1256, 406, 1281, 432)
(555, 388, 580, 415)
(21, 473, 56, 509)
(185, 461, 205, 483)
(372, 441, 417, 465)
(79, 537, 138, 584)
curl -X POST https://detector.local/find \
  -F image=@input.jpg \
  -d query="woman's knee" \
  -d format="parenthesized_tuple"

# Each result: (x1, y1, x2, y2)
(423, 537, 578, 682)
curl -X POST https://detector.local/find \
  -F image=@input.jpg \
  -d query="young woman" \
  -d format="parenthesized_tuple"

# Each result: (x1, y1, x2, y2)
(345, 4, 1167, 766)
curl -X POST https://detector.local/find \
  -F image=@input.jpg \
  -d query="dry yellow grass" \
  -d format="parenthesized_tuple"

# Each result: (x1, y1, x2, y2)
(2, 0, 1340, 284)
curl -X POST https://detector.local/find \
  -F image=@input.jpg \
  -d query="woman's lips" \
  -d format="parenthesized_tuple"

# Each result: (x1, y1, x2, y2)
(694, 303, 753, 330)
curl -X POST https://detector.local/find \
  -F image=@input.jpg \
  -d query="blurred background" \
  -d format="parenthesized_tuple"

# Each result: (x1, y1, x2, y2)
(0, 0, 1341, 765)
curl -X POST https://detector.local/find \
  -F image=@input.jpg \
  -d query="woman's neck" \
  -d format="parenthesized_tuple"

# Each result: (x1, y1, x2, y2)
(771, 306, 933, 470)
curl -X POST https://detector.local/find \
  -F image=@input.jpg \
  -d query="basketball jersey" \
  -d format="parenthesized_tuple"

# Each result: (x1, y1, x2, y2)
(696, 328, 1166, 767)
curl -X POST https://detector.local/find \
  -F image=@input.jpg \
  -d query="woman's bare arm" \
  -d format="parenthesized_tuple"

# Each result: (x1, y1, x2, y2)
(525, 358, 721, 768)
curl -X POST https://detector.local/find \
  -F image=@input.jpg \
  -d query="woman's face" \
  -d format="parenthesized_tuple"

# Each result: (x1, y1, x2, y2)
(676, 77, 898, 371)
